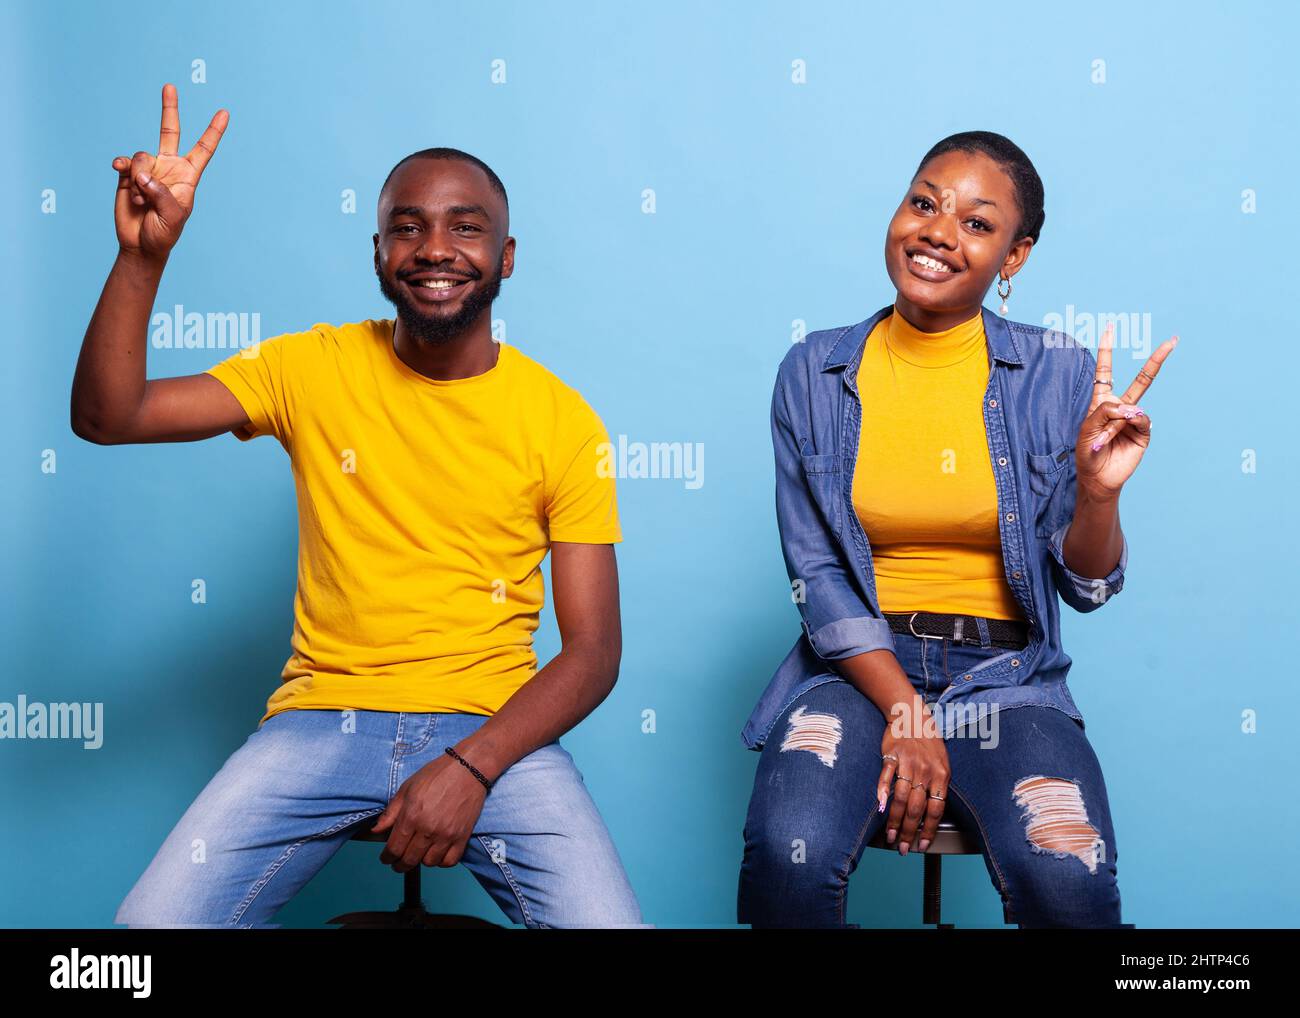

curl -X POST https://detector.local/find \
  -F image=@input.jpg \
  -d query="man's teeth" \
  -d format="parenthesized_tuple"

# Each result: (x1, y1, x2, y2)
(911, 253, 954, 273)
(414, 279, 463, 289)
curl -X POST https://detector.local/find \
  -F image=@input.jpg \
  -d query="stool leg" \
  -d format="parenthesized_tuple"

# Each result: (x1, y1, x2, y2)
(402, 868, 423, 911)
(923, 854, 953, 928)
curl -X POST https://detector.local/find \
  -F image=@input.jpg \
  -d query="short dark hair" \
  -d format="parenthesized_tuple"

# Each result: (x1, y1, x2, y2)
(914, 131, 1044, 244)
(380, 147, 509, 211)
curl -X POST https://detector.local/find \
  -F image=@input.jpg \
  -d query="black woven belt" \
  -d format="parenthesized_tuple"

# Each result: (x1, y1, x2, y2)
(884, 611, 1028, 650)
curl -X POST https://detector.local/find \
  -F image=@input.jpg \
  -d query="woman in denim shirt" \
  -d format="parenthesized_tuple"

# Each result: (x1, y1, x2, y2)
(737, 132, 1176, 928)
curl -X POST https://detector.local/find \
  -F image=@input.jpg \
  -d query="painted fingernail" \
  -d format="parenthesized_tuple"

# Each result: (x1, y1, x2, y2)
(887, 828, 896, 843)
(1123, 411, 1135, 419)
(1091, 441, 1101, 452)
(877, 792, 887, 813)
(1134, 408, 1145, 417)
(900, 842, 910, 855)
(136, 172, 151, 185)
(919, 839, 931, 851)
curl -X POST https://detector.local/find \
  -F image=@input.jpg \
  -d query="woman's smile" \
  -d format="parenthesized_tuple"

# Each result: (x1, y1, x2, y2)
(904, 246, 964, 282)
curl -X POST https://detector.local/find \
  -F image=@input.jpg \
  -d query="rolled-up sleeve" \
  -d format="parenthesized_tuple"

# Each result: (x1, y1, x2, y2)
(1048, 519, 1127, 612)
(772, 370, 895, 659)
(1047, 346, 1128, 613)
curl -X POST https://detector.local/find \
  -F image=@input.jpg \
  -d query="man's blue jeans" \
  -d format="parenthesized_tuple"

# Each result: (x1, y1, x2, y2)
(114, 709, 645, 928)
(738, 631, 1131, 928)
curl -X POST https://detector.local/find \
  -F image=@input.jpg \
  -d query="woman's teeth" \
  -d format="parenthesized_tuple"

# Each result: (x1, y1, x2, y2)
(911, 253, 953, 273)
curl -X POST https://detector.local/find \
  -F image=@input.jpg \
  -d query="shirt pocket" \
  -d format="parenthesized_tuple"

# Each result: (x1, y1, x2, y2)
(801, 452, 843, 541)
(1023, 444, 1074, 538)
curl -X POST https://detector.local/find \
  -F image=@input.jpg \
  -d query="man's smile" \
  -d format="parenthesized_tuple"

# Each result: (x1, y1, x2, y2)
(401, 271, 474, 303)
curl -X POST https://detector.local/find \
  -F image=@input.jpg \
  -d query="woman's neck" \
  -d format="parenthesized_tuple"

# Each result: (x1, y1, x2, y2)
(885, 305, 985, 368)
(893, 296, 984, 333)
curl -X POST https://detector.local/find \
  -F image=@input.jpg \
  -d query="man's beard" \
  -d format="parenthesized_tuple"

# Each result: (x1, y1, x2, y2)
(376, 254, 504, 345)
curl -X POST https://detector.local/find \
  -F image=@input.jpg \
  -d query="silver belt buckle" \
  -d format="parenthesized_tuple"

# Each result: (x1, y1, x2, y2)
(908, 611, 942, 640)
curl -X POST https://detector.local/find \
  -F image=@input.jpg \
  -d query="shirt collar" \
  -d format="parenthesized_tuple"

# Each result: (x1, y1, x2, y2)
(821, 303, 1025, 371)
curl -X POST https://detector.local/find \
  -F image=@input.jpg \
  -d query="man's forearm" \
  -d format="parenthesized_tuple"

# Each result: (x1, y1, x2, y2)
(1061, 489, 1124, 578)
(451, 640, 618, 784)
(71, 250, 166, 437)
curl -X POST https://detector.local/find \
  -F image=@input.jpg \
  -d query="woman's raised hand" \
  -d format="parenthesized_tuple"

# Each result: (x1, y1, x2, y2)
(112, 83, 229, 261)
(1074, 322, 1177, 500)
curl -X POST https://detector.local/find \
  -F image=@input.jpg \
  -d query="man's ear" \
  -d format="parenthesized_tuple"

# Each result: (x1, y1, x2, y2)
(373, 233, 380, 272)
(501, 235, 516, 279)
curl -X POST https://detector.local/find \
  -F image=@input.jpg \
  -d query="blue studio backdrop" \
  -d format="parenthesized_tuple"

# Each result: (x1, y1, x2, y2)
(4, 0, 1297, 927)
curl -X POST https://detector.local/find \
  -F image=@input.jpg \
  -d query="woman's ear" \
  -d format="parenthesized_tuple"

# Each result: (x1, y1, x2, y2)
(1001, 236, 1034, 280)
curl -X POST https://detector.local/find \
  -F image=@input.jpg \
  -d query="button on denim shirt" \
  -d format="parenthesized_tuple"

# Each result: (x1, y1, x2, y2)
(741, 304, 1128, 750)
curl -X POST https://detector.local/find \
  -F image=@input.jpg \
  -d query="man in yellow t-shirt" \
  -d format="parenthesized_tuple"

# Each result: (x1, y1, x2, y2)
(77, 86, 641, 927)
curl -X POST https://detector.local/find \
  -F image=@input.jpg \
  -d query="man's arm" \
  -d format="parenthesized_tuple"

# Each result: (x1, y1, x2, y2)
(70, 83, 243, 445)
(454, 541, 622, 782)
(71, 251, 249, 444)
(370, 541, 621, 872)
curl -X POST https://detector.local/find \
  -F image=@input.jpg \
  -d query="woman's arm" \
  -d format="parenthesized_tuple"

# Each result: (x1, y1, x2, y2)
(770, 369, 895, 660)
(770, 360, 948, 854)
(1061, 325, 1177, 586)
(1044, 341, 1129, 611)
(769, 356, 920, 720)
(1061, 489, 1124, 579)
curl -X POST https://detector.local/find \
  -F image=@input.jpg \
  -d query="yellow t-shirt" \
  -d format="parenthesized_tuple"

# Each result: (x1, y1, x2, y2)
(204, 320, 622, 725)
(851, 308, 1023, 621)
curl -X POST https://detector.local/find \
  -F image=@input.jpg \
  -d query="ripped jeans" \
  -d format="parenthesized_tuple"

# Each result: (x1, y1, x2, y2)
(737, 631, 1131, 928)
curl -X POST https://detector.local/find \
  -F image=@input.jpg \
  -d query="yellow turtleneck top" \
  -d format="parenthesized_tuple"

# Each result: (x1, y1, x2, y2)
(850, 308, 1024, 621)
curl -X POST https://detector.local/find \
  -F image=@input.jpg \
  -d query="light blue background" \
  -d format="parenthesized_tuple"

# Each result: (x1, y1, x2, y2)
(4, 0, 1297, 928)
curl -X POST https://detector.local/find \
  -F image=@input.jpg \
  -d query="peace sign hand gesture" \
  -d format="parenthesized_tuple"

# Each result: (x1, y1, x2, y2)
(1075, 322, 1178, 501)
(111, 83, 229, 262)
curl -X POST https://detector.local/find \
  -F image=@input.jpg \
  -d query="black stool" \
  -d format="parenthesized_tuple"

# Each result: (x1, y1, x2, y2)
(325, 821, 503, 929)
(866, 814, 1011, 928)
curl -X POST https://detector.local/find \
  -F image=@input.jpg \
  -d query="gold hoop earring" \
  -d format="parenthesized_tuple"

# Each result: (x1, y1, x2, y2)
(997, 275, 1012, 316)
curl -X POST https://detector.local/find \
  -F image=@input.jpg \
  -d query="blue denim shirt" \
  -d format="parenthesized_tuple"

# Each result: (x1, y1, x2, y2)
(741, 304, 1128, 749)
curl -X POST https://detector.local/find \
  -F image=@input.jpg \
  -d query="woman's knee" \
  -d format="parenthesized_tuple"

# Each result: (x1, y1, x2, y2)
(738, 825, 853, 926)
(739, 789, 879, 920)
(998, 823, 1124, 928)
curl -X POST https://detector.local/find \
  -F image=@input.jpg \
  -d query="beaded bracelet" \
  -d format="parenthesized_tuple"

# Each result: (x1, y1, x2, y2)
(445, 746, 493, 792)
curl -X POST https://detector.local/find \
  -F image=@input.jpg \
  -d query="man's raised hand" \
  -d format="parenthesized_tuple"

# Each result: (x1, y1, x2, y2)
(112, 83, 228, 261)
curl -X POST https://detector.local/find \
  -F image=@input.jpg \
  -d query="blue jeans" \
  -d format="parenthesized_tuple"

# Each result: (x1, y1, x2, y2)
(115, 709, 645, 928)
(738, 631, 1130, 928)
